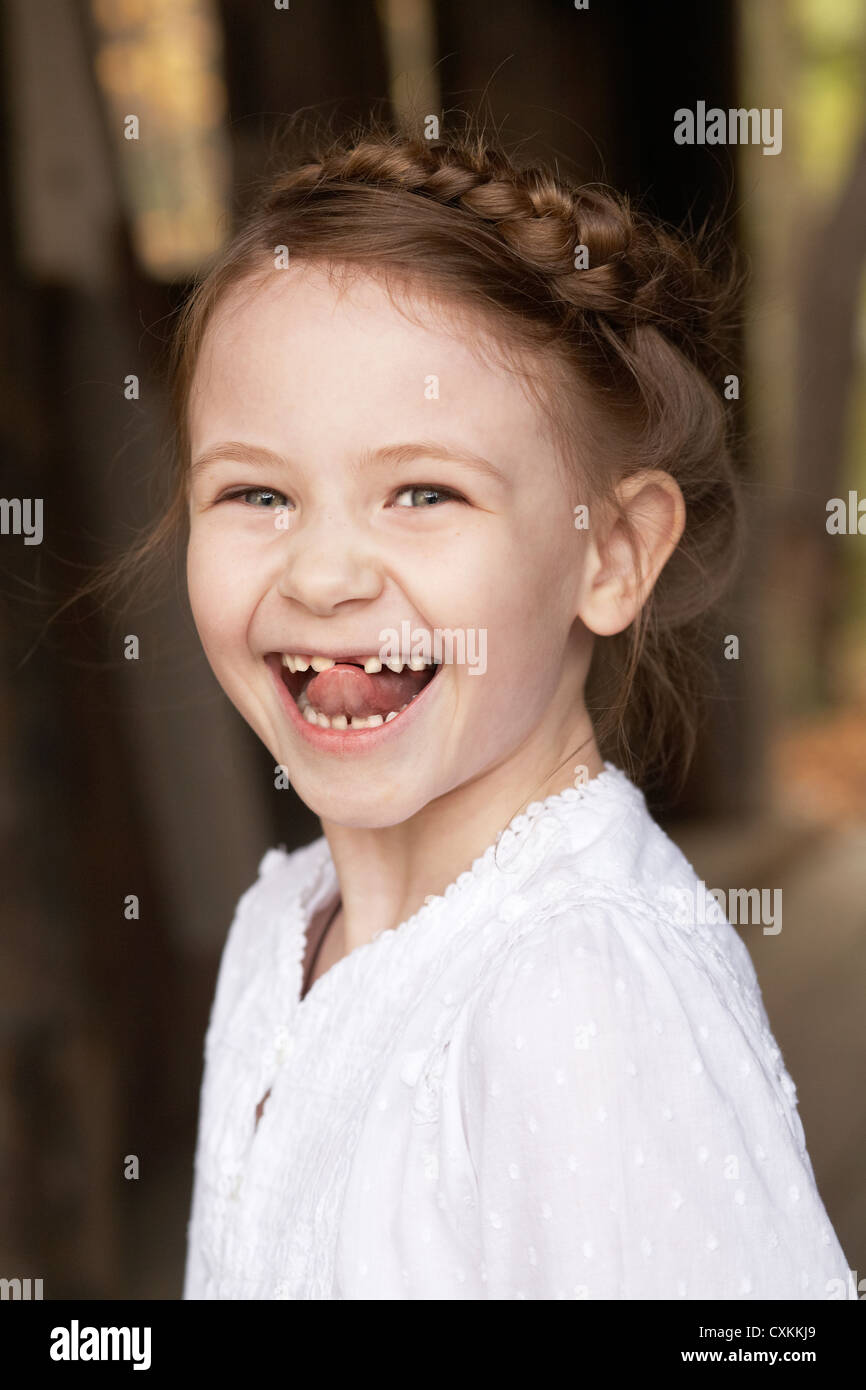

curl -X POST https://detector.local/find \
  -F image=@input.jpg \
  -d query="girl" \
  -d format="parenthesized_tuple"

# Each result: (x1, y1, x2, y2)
(168, 117, 852, 1298)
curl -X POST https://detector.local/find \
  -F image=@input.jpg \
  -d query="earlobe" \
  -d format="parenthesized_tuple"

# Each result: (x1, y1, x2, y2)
(575, 470, 686, 638)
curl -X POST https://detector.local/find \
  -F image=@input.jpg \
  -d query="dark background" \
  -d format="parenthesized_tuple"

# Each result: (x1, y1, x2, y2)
(1, 0, 864, 1297)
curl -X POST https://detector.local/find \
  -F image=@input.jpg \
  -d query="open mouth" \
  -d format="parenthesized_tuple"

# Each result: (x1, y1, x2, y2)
(271, 651, 441, 730)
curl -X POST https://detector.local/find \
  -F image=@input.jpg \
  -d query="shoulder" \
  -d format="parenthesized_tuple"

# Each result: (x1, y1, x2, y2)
(228, 836, 326, 950)
(455, 892, 843, 1299)
(461, 886, 781, 1134)
(464, 895, 674, 1064)
(462, 767, 774, 1077)
(205, 836, 327, 1039)
(458, 887, 820, 1231)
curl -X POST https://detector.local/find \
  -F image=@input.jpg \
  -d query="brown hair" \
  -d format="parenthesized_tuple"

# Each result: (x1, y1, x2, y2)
(76, 110, 745, 794)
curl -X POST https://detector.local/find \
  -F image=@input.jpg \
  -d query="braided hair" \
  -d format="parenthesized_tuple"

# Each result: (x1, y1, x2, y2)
(150, 114, 745, 792)
(261, 132, 730, 367)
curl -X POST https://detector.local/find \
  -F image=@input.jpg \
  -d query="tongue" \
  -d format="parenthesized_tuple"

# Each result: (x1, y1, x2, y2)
(304, 664, 429, 718)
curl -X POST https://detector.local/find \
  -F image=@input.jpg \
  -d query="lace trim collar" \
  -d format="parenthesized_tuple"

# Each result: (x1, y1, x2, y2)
(260, 762, 640, 1010)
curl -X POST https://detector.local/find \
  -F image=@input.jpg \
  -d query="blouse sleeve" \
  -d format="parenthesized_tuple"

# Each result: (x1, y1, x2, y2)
(460, 899, 852, 1300)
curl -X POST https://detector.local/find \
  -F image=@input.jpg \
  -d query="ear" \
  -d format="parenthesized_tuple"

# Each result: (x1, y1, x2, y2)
(576, 470, 686, 637)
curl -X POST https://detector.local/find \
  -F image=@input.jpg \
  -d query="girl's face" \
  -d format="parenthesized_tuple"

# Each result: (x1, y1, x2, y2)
(186, 261, 598, 827)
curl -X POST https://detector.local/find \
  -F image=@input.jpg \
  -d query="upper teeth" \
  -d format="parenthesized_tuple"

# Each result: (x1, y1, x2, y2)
(280, 653, 433, 674)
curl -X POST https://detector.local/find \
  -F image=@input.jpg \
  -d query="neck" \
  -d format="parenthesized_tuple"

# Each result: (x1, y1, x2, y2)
(319, 709, 603, 954)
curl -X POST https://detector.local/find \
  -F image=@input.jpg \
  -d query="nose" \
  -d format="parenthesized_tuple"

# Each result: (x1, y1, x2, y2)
(275, 509, 383, 615)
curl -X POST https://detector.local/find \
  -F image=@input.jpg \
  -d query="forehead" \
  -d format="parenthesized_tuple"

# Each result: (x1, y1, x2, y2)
(187, 260, 559, 462)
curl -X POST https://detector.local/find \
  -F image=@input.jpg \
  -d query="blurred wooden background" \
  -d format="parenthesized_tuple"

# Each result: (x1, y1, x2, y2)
(0, 0, 863, 1296)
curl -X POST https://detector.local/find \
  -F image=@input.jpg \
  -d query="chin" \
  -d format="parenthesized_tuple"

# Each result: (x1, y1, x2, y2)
(295, 778, 436, 830)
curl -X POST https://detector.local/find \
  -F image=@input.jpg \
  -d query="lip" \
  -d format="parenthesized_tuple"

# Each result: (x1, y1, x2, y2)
(264, 652, 443, 753)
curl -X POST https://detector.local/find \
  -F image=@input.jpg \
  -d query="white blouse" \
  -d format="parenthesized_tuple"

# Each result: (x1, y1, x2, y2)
(182, 764, 853, 1300)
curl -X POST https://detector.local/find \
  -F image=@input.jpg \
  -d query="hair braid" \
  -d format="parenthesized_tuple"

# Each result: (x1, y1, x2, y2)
(261, 130, 733, 386)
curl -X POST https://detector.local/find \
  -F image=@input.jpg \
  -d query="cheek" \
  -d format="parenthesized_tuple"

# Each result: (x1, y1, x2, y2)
(456, 525, 577, 660)
(186, 527, 256, 666)
(446, 524, 581, 723)
(440, 579, 562, 740)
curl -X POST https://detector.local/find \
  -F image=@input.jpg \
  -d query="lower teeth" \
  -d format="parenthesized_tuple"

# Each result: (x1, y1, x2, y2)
(298, 688, 411, 729)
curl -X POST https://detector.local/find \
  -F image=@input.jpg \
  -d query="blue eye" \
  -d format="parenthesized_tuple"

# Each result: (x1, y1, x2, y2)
(393, 486, 460, 508)
(230, 487, 290, 508)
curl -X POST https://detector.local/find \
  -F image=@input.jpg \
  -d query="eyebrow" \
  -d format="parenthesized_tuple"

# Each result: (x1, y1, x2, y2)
(189, 439, 507, 484)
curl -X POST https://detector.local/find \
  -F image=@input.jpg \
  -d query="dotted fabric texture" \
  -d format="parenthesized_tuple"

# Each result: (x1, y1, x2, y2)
(182, 765, 853, 1300)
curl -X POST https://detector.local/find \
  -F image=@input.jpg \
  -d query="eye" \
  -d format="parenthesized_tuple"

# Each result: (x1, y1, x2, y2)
(392, 485, 462, 509)
(221, 486, 291, 509)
